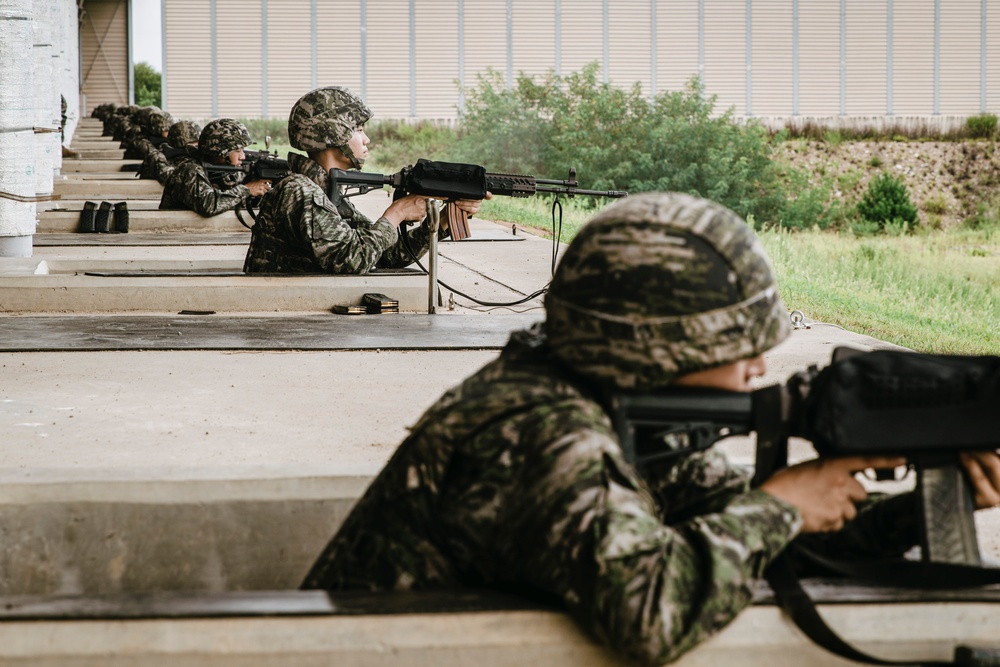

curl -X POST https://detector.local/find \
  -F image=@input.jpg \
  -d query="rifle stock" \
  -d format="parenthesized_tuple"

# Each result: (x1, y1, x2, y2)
(611, 347, 1000, 567)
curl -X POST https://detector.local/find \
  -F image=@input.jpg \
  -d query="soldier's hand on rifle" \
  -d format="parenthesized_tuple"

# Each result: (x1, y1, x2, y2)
(245, 179, 271, 197)
(760, 455, 906, 533)
(960, 450, 1000, 509)
(382, 194, 432, 228)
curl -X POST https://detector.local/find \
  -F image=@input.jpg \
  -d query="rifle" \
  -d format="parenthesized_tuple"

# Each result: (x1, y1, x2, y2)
(203, 149, 291, 184)
(328, 159, 627, 239)
(610, 346, 1000, 568)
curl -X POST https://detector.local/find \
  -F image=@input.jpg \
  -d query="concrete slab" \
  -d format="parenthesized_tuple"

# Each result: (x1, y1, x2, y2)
(54, 179, 162, 197)
(34, 233, 250, 246)
(38, 209, 245, 233)
(73, 148, 125, 159)
(61, 160, 141, 173)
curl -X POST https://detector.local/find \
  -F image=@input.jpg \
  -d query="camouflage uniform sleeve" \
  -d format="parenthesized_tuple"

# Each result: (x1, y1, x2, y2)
(277, 177, 402, 274)
(139, 151, 174, 184)
(168, 163, 251, 217)
(506, 401, 801, 667)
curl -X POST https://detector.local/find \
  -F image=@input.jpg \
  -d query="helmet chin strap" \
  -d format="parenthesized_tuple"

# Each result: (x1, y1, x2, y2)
(337, 143, 365, 170)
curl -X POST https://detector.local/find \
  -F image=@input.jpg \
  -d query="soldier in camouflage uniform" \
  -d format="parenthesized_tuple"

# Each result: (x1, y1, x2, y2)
(139, 119, 201, 185)
(243, 86, 484, 274)
(158, 118, 270, 217)
(302, 192, 1000, 665)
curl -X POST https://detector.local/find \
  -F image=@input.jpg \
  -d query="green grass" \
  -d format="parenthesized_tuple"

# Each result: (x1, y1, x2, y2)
(759, 226, 999, 354)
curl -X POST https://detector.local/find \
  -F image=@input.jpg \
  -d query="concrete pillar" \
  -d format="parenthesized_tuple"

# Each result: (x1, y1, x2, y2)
(0, 0, 37, 257)
(33, 0, 56, 197)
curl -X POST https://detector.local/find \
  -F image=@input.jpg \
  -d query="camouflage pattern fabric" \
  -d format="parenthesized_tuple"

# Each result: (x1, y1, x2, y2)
(545, 193, 791, 391)
(138, 149, 174, 184)
(146, 111, 175, 137)
(168, 121, 202, 149)
(287, 86, 372, 153)
(199, 118, 252, 158)
(302, 193, 920, 665)
(242, 152, 446, 274)
(159, 160, 250, 217)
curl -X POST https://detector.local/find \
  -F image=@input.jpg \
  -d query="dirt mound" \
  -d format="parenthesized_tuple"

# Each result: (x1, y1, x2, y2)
(779, 140, 1000, 228)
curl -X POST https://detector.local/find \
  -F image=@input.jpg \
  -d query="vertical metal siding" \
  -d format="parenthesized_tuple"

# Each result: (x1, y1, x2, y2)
(215, 1, 261, 118)
(938, 0, 981, 115)
(365, 0, 411, 117)
(844, 0, 887, 115)
(510, 0, 557, 82)
(892, 0, 934, 115)
(462, 1, 507, 99)
(989, 0, 1000, 111)
(265, 0, 313, 120)
(704, 0, 747, 115)
(414, 0, 460, 119)
(751, 1, 794, 116)
(607, 0, 652, 96)
(655, 0, 699, 95)
(163, 0, 213, 118)
(797, 1, 839, 116)
(314, 3, 362, 96)
(80, 0, 130, 113)
(559, 0, 604, 77)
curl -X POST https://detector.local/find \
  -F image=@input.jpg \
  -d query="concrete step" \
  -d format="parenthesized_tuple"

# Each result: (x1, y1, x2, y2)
(0, 261, 429, 312)
(54, 179, 162, 198)
(63, 172, 144, 180)
(70, 140, 124, 150)
(61, 159, 140, 173)
(38, 209, 245, 233)
(73, 148, 125, 159)
(0, 587, 996, 666)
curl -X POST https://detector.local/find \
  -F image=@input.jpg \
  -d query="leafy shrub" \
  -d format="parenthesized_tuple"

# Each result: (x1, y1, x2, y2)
(966, 113, 998, 139)
(455, 64, 791, 222)
(134, 62, 161, 108)
(238, 117, 289, 149)
(922, 193, 949, 216)
(366, 119, 459, 170)
(856, 172, 918, 231)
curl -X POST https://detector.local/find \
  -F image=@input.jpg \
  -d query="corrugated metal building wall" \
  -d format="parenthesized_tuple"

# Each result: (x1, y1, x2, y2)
(80, 0, 130, 112)
(162, 0, 1000, 125)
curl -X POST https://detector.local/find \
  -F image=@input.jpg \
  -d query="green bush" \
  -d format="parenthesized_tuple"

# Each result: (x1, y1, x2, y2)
(454, 64, 792, 222)
(134, 62, 161, 108)
(966, 113, 998, 139)
(237, 118, 289, 149)
(856, 172, 919, 231)
(366, 119, 459, 170)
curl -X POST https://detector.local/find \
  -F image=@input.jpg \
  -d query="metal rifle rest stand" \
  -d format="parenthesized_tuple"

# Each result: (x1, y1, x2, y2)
(426, 198, 440, 314)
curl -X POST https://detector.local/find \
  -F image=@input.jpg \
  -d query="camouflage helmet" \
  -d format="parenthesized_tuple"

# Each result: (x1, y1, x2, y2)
(287, 86, 373, 153)
(168, 120, 202, 148)
(145, 110, 175, 136)
(198, 118, 252, 157)
(545, 192, 790, 391)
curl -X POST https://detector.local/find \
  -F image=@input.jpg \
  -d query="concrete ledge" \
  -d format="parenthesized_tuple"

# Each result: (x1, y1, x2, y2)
(0, 270, 429, 313)
(0, 594, 996, 666)
(61, 159, 141, 173)
(54, 179, 162, 197)
(38, 209, 244, 233)
(73, 148, 125, 159)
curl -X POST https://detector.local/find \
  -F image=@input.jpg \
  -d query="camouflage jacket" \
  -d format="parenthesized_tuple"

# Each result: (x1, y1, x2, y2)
(158, 160, 250, 217)
(303, 326, 920, 666)
(243, 152, 446, 274)
(139, 149, 173, 184)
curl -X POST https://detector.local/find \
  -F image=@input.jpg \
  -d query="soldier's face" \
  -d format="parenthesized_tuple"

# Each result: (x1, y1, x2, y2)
(345, 126, 369, 162)
(672, 353, 768, 392)
(226, 148, 246, 166)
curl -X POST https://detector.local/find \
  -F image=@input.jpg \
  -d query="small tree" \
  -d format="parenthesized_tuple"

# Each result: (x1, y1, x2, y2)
(134, 62, 161, 107)
(856, 172, 918, 231)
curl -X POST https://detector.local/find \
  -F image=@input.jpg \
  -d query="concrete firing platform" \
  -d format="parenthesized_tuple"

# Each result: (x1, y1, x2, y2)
(0, 313, 542, 351)
(0, 585, 998, 667)
(60, 159, 141, 173)
(54, 179, 163, 198)
(38, 208, 245, 233)
(34, 232, 250, 246)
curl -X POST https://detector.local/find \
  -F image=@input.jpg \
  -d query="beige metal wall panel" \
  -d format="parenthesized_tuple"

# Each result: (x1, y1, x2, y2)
(265, 0, 314, 119)
(607, 0, 652, 95)
(560, 0, 604, 77)
(655, 1, 700, 95)
(414, 1, 460, 119)
(751, 2, 793, 116)
(511, 0, 557, 80)
(990, 1, 1000, 112)
(315, 3, 362, 95)
(844, 0, 887, 115)
(704, 0, 747, 115)
(462, 2, 508, 96)
(938, 0, 982, 115)
(164, 0, 212, 118)
(80, 0, 129, 113)
(216, 1, 262, 118)
(892, 1, 934, 115)
(366, 0, 410, 118)
(797, 2, 840, 116)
